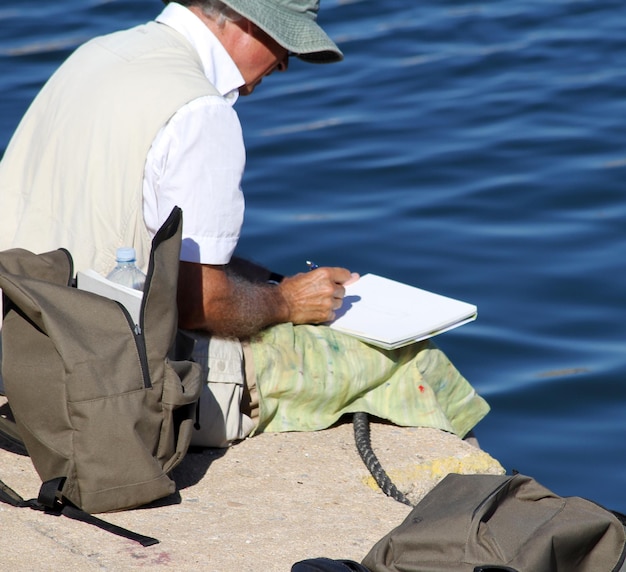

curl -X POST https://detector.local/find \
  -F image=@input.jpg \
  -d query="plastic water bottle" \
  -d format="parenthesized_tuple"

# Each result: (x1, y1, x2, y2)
(106, 247, 146, 291)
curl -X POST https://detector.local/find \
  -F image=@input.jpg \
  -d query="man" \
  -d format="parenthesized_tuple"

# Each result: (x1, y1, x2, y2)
(0, 0, 490, 447)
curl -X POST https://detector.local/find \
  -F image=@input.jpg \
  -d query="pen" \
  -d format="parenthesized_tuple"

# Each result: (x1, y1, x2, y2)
(306, 260, 319, 271)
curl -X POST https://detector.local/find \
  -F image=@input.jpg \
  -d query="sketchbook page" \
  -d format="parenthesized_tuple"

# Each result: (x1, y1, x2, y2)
(76, 269, 143, 325)
(328, 274, 477, 350)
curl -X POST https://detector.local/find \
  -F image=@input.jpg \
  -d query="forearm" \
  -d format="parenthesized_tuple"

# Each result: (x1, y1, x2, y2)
(203, 274, 288, 338)
(177, 260, 288, 338)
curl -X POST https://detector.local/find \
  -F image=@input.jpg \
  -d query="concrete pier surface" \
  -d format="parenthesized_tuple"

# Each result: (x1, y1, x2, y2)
(0, 417, 503, 571)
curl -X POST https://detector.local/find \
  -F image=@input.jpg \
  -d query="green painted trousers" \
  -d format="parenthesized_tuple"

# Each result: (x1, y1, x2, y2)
(247, 323, 489, 439)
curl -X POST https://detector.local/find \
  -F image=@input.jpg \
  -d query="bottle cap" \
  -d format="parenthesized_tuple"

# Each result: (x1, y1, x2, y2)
(115, 247, 136, 263)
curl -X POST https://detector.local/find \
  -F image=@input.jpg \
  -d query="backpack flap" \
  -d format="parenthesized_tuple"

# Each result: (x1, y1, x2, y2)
(141, 207, 203, 474)
(0, 248, 74, 447)
(0, 248, 75, 456)
(466, 474, 626, 572)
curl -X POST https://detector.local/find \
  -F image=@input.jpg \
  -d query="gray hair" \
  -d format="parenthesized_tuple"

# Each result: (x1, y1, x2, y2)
(164, 1, 242, 26)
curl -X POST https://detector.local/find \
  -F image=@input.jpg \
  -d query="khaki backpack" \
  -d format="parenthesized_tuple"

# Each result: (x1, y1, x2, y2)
(362, 473, 626, 572)
(0, 206, 202, 544)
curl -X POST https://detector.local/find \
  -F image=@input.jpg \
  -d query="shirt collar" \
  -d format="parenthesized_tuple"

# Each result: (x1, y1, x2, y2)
(155, 2, 244, 104)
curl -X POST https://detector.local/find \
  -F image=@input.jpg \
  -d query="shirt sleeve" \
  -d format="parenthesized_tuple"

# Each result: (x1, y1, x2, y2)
(143, 95, 245, 265)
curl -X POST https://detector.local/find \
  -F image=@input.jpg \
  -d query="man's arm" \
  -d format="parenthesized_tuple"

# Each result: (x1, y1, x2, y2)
(177, 259, 357, 338)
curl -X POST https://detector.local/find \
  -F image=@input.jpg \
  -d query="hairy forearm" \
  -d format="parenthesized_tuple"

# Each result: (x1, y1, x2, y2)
(177, 260, 288, 339)
(206, 274, 287, 338)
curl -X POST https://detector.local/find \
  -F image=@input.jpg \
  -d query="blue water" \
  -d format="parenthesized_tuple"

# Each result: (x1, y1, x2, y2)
(2, 1, 625, 511)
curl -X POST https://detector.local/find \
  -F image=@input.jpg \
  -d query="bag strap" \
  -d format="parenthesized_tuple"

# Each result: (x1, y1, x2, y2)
(39, 478, 160, 547)
(292, 557, 372, 571)
(0, 476, 159, 547)
(0, 478, 35, 508)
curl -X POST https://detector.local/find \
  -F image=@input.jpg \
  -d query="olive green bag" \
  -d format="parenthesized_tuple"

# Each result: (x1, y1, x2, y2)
(0, 207, 201, 545)
(362, 473, 626, 572)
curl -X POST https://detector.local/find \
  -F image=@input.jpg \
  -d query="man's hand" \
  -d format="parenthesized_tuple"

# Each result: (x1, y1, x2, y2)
(278, 267, 359, 325)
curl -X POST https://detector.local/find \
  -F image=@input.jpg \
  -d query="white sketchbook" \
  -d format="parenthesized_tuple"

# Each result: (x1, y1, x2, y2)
(76, 269, 143, 326)
(328, 273, 477, 350)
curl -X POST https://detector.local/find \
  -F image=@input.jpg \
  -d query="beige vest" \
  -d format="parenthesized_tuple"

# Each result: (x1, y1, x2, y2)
(0, 21, 219, 276)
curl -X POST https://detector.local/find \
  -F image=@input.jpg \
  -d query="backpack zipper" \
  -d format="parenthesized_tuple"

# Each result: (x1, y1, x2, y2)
(116, 301, 152, 389)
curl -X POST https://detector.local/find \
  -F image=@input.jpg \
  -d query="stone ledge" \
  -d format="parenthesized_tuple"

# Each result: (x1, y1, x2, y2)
(0, 405, 503, 571)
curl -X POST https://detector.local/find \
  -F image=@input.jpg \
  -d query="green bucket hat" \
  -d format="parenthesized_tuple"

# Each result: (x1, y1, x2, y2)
(219, 0, 343, 63)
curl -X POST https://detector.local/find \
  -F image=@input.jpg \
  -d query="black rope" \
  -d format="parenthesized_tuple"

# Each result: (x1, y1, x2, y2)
(353, 412, 412, 507)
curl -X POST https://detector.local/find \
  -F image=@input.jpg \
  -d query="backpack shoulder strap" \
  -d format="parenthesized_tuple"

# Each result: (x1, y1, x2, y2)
(0, 474, 159, 546)
(38, 478, 159, 547)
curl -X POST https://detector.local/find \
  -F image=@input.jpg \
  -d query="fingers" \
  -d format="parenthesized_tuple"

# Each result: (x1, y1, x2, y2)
(278, 266, 357, 325)
(345, 272, 360, 286)
(312, 266, 355, 285)
(316, 268, 359, 311)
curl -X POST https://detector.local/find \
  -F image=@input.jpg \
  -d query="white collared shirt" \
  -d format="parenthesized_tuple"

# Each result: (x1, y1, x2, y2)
(143, 3, 247, 265)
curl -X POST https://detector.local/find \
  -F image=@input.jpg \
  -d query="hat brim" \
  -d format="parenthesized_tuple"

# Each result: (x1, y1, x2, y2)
(221, 0, 343, 64)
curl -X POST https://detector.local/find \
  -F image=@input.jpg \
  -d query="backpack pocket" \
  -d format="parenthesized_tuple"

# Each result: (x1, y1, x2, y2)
(465, 475, 564, 566)
(158, 359, 202, 474)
